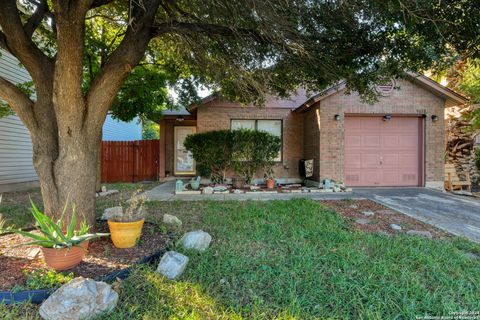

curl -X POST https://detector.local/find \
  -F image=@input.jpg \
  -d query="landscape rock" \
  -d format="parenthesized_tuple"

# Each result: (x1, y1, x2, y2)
(233, 189, 243, 194)
(349, 204, 359, 209)
(156, 251, 189, 280)
(361, 211, 375, 217)
(163, 214, 182, 227)
(202, 186, 214, 194)
(180, 230, 212, 251)
(406, 230, 433, 239)
(97, 190, 119, 197)
(101, 206, 123, 220)
(390, 224, 402, 231)
(39, 277, 118, 320)
(101, 185, 108, 193)
(355, 218, 371, 225)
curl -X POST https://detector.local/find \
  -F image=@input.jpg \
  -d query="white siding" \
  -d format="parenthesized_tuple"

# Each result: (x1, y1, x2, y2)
(0, 50, 37, 185)
(102, 115, 142, 141)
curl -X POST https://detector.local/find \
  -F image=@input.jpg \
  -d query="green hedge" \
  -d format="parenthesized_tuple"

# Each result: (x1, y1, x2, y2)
(184, 129, 281, 184)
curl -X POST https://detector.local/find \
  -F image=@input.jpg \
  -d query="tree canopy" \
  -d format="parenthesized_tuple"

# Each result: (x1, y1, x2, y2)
(0, 0, 479, 224)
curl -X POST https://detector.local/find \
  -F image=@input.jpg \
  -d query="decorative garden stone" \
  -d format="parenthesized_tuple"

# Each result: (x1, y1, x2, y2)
(406, 230, 432, 239)
(163, 214, 182, 227)
(39, 277, 118, 320)
(101, 185, 108, 193)
(361, 211, 375, 216)
(101, 206, 123, 220)
(202, 186, 214, 194)
(390, 224, 402, 231)
(180, 230, 212, 251)
(156, 251, 189, 280)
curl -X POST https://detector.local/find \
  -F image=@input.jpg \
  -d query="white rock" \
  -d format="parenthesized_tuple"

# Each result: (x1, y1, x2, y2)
(39, 277, 118, 320)
(156, 251, 189, 280)
(101, 206, 123, 220)
(98, 190, 119, 197)
(361, 211, 375, 217)
(101, 185, 108, 193)
(180, 230, 212, 251)
(163, 214, 182, 227)
(202, 186, 214, 194)
(406, 230, 432, 239)
(390, 224, 402, 231)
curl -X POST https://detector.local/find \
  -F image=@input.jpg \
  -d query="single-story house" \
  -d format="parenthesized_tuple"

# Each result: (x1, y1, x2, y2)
(158, 75, 467, 189)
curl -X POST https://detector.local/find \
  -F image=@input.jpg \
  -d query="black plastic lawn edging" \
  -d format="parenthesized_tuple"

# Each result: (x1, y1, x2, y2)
(0, 249, 167, 305)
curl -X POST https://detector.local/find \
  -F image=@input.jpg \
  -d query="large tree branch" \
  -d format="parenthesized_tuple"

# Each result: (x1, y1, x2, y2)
(23, 0, 49, 38)
(85, 0, 162, 131)
(0, 76, 37, 130)
(0, 0, 54, 83)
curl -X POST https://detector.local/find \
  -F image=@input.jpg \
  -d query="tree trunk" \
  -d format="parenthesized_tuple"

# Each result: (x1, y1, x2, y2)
(31, 124, 101, 228)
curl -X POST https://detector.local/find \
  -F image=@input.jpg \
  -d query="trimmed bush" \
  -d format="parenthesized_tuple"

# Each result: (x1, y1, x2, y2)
(184, 130, 234, 183)
(184, 129, 281, 184)
(232, 129, 281, 183)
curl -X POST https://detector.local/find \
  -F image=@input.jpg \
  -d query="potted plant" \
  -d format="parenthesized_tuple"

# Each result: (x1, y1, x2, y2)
(1, 201, 108, 271)
(264, 164, 276, 189)
(107, 191, 145, 248)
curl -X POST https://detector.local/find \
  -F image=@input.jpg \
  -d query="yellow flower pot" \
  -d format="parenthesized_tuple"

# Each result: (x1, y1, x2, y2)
(107, 219, 144, 248)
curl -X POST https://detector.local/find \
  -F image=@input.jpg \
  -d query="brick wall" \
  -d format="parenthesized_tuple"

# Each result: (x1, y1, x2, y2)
(303, 105, 321, 181)
(196, 103, 304, 179)
(314, 79, 445, 188)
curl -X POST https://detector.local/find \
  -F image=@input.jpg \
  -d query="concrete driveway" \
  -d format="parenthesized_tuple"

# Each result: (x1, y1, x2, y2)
(355, 188, 480, 243)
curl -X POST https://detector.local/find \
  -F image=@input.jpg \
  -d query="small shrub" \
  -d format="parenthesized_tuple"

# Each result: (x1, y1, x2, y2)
(25, 269, 74, 290)
(184, 130, 234, 183)
(232, 129, 281, 183)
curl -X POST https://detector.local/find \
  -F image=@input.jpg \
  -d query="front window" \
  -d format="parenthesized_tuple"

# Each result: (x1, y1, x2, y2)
(231, 119, 282, 161)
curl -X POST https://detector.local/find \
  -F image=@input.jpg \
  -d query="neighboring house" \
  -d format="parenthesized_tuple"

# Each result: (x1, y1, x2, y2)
(102, 114, 142, 141)
(159, 75, 466, 189)
(0, 50, 142, 190)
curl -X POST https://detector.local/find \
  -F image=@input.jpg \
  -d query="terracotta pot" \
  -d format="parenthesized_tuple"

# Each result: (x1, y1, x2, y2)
(41, 241, 88, 271)
(108, 219, 144, 248)
(266, 178, 275, 189)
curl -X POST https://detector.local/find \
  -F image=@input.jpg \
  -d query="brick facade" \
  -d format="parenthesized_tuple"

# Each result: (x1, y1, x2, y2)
(314, 79, 445, 188)
(196, 103, 304, 180)
(161, 78, 453, 189)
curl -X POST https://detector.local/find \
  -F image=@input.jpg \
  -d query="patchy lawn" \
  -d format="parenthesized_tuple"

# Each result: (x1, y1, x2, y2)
(2, 199, 480, 319)
(0, 182, 162, 229)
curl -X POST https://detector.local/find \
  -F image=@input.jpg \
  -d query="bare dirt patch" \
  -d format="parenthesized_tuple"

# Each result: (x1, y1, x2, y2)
(320, 199, 449, 238)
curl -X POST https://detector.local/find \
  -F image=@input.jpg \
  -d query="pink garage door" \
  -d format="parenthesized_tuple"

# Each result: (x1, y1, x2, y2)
(344, 116, 422, 187)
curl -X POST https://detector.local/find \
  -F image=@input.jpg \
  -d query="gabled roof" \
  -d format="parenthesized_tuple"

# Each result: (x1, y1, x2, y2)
(293, 72, 468, 113)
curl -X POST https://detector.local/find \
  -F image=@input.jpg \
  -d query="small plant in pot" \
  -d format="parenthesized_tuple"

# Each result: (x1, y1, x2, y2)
(107, 191, 145, 248)
(1, 201, 108, 271)
(264, 164, 276, 189)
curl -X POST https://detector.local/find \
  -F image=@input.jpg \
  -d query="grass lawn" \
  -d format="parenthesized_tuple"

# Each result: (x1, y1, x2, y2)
(2, 198, 480, 319)
(0, 182, 161, 229)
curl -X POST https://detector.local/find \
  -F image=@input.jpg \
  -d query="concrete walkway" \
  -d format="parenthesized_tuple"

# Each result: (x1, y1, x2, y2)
(143, 182, 480, 242)
(355, 188, 480, 243)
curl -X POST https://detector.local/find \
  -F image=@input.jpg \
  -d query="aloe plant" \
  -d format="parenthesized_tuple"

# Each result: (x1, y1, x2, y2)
(3, 201, 108, 249)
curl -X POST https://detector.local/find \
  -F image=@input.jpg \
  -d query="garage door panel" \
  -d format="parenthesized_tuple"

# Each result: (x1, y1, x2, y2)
(344, 116, 421, 187)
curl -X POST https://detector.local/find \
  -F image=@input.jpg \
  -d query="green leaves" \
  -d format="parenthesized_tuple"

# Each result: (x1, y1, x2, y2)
(7, 201, 108, 249)
(184, 129, 281, 183)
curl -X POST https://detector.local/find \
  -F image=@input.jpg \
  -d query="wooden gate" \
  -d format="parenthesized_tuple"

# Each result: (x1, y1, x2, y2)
(101, 140, 159, 183)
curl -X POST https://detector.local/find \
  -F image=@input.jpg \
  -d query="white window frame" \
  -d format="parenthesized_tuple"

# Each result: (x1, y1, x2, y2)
(230, 119, 283, 162)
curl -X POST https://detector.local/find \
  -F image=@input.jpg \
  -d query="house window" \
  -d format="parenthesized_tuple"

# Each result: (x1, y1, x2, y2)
(231, 119, 282, 161)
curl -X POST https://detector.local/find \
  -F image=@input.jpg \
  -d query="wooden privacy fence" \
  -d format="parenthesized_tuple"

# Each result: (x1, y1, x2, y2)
(101, 140, 159, 183)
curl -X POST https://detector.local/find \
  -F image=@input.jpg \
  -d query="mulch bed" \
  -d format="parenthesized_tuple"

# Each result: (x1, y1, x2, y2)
(0, 222, 171, 291)
(320, 199, 449, 239)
